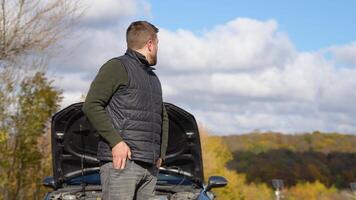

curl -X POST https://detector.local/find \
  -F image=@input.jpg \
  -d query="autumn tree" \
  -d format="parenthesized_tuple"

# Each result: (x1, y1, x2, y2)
(286, 181, 338, 200)
(199, 126, 273, 200)
(0, 72, 62, 200)
(0, 0, 81, 199)
(0, 0, 80, 63)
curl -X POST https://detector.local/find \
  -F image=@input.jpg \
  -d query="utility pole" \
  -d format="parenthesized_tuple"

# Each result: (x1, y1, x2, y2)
(350, 182, 356, 198)
(272, 179, 284, 200)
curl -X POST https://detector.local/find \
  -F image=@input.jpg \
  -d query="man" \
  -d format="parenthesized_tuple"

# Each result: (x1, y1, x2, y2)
(82, 21, 169, 200)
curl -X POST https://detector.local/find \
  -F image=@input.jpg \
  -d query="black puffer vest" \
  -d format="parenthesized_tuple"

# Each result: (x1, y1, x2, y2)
(97, 49, 163, 164)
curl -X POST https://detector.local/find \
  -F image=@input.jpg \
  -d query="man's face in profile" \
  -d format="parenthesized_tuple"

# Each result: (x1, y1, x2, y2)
(148, 37, 158, 66)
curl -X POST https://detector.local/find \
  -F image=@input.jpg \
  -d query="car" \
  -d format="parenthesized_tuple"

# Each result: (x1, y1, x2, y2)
(43, 102, 228, 200)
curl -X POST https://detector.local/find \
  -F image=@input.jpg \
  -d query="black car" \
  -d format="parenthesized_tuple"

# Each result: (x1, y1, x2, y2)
(43, 102, 227, 200)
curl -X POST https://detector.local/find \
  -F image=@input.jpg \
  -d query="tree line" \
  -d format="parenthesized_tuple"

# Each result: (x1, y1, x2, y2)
(222, 132, 356, 189)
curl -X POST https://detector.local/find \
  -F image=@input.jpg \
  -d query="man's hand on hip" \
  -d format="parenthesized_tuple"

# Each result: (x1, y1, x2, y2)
(156, 158, 162, 168)
(112, 141, 132, 169)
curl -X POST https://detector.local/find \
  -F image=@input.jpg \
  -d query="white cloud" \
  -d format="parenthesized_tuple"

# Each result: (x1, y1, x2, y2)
(50, 27, 127, 73)
(49, 12, 356, 135)
(156, 18, 356, 134)
(158, 18, 296, 72)
(82, 0, 150, 25)
(85, 0, 137, 19)
(60, 91, 86, 109)
(327, 42, 356, 66)
(48, 72, 90, 108)
(51, 72, 90, 93)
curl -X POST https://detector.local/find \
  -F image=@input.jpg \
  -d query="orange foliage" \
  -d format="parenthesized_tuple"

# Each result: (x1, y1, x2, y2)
(199, 126, 273, 200)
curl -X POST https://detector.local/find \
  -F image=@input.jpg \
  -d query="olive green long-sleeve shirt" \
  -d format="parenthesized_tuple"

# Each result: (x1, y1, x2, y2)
(82, 58, 169, 160)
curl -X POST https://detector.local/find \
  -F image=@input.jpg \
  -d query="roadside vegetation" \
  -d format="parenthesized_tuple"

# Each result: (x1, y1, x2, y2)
(201, 128, 356, 200)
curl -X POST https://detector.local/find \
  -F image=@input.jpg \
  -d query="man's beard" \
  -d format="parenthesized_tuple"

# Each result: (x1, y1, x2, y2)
(149, 53, 157, 66)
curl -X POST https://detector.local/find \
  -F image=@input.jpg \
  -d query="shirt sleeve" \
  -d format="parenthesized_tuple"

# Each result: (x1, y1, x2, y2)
(82, 59, 128, 148)
(160, 103, 169, 161)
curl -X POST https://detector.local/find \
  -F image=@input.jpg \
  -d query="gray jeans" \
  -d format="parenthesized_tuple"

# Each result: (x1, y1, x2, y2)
(100, 159, 159, 200)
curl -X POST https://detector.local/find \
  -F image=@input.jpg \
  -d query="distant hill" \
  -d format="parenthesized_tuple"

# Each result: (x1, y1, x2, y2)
(221, 131, 356, 153)
(221, 131, 356, 189)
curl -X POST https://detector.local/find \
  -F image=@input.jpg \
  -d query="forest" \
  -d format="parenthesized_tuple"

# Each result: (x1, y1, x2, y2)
(201, 130, 356, 199)
(222, 132, 356, 188)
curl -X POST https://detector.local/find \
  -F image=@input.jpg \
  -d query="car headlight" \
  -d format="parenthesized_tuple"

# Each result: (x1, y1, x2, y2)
(62, 194, 76, 200)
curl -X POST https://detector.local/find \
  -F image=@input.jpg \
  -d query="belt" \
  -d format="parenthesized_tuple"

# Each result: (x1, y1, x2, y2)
(99, 159, 154, 168)
(134, 160, 155, 168)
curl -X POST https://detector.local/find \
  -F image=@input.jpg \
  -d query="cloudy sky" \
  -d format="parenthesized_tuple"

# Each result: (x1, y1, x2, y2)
(48, 0, 356, 135)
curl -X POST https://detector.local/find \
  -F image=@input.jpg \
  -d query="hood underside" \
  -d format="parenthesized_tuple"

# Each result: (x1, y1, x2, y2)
(51, 102, 204, 188)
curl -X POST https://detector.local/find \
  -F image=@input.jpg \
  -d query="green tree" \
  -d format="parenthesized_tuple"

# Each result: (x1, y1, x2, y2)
(0, 72, 62, 200)
(0, 0, 81, 199)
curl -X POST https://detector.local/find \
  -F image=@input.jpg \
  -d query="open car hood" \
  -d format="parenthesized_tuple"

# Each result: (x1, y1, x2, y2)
(51, 102, 204, 188)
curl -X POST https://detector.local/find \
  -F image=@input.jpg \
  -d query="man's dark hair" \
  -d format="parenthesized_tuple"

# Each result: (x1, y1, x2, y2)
(126, 21, 159, 50)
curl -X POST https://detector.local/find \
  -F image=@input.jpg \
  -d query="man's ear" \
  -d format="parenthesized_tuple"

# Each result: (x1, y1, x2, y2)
(147, 39, 154, 52)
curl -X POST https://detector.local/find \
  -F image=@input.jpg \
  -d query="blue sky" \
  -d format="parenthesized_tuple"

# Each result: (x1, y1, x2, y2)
(150, 0, 356, 51)
(50, 0, 356, 134)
